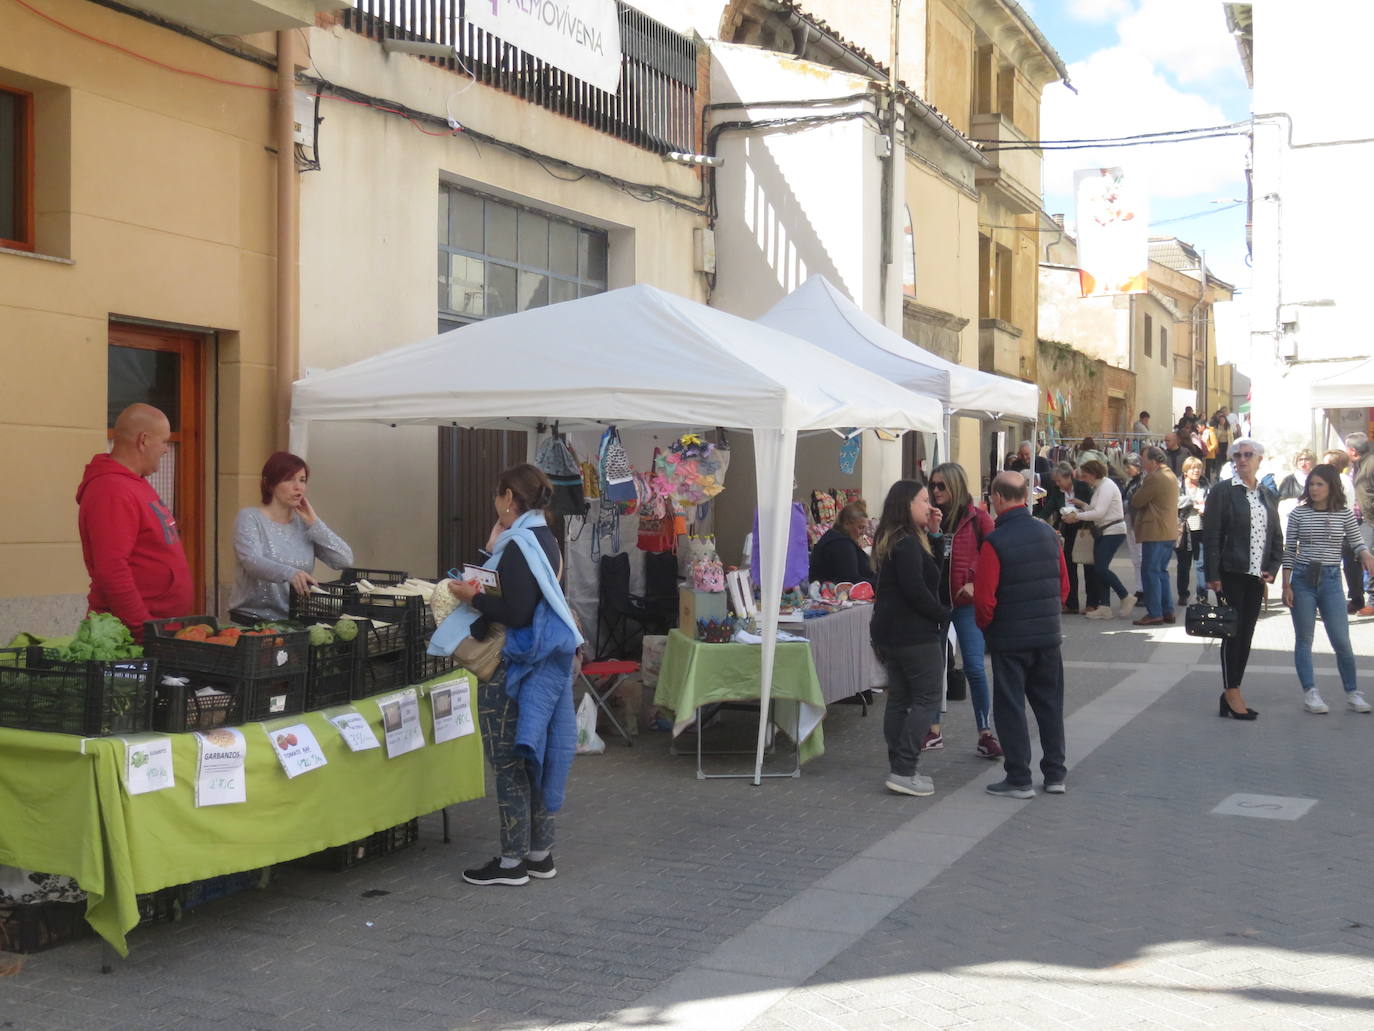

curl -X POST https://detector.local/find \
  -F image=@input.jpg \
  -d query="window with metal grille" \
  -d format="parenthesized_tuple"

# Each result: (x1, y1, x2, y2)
(438, 184, 608, 328)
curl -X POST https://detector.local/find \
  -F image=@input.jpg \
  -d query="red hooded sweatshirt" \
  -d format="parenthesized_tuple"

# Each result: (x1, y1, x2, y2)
(76, 454, 193, 640)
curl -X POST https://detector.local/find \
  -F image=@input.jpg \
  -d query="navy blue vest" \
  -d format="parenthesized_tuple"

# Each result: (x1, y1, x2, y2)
(984, 506, 1063, 652)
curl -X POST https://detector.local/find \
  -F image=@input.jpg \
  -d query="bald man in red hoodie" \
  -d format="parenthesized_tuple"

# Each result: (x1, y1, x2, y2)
(76, 404, 193, 640)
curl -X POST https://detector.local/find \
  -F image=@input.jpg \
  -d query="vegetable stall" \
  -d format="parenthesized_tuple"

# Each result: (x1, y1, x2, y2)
(0, 571, 485, 961)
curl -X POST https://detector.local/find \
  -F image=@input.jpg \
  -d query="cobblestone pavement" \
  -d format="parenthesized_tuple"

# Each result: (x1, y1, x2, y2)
(4, 583, 1374, 1031)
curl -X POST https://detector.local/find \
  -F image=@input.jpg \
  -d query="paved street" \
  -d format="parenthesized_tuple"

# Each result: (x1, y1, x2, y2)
(4, 586, 1374, 1030)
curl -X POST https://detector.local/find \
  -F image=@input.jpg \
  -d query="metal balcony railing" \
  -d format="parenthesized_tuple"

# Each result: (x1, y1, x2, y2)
(344, 1, 698, 154)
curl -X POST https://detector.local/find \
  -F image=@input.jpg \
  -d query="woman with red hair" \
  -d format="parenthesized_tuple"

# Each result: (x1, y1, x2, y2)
(228, 451, 353, 622)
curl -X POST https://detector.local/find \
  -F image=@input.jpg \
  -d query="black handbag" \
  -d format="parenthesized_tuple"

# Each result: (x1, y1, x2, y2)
(944, 636, 967, 701)
(1185, 593, 1238, 639)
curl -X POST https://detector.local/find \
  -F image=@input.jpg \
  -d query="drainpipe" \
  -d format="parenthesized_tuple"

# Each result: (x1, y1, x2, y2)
(275, 30, 300, 450)
(880, 0, 900, 323)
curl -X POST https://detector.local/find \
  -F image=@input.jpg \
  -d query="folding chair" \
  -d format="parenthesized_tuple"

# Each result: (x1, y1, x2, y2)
(596, 553, 670, 659)
(576, 659, 639, 747)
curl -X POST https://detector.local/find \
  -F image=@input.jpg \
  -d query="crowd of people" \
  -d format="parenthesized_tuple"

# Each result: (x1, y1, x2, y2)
(868, 421, 1374, 800)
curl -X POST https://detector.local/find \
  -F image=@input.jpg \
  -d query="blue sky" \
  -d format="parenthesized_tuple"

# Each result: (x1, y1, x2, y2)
(1029, 0, 1252, 289)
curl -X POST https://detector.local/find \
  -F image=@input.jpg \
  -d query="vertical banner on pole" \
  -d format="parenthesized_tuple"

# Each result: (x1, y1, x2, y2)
(1074, 167, 1149, 298)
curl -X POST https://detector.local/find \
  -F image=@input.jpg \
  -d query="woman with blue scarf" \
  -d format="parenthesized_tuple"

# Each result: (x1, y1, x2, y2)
(438, 464, 583, 887)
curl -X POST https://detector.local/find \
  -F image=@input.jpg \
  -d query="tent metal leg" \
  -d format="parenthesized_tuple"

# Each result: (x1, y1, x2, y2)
(693, 701, 801, 780)
(441, 807, 450, 844)
(100, 941, 116, 974)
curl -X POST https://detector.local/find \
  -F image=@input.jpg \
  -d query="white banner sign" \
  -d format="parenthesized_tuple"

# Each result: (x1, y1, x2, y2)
(1074, 167, 1148, 297)
(465, 0, 623, 94)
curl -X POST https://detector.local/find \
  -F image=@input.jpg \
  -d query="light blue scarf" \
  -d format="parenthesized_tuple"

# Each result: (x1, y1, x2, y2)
(428, 510, 583, 656)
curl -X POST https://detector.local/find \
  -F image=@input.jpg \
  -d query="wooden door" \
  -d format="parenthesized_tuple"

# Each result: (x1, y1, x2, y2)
(107, 324, 206, 607)
(438, 427, 527, 575)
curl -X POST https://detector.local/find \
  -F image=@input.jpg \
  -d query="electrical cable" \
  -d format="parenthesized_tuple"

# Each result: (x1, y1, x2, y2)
(7, 0, 277, 90)
(970, 120, 1250, 147)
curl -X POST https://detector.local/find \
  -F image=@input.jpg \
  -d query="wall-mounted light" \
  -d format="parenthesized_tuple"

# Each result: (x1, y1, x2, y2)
(382, 39, 460, 59)
(665, 152, 724, 168)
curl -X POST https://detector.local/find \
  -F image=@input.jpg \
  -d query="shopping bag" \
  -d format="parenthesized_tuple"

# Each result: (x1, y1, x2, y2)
(575, 692, 606, 754)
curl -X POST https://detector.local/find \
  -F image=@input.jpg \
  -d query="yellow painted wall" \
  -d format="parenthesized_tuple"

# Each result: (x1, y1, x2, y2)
(295, 26, 704, 580)
(0, 3, 277, 638)
(926, 0, 974, 134)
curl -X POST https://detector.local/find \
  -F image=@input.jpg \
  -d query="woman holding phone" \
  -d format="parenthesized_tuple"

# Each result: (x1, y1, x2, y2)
(229, 451, 353, 623)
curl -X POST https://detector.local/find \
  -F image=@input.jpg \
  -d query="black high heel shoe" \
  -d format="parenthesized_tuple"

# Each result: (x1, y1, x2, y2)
(1218, 693, 1259, 720)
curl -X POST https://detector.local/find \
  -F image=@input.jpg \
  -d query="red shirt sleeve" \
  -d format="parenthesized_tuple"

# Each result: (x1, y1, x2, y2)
(974, 540, 1001, 629)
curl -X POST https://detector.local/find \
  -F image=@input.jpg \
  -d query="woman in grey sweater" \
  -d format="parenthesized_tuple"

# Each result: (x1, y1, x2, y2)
(229, 451, 353, 622)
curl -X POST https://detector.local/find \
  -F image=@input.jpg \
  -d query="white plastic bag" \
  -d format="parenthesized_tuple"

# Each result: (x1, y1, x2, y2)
(575, 692, 606, 754)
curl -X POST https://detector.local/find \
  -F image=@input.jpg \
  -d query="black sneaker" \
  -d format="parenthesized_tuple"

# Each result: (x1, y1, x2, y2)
(525, 854, 557, 880)
(462, 857, 529, 886)
(985, 779, 1035, 799)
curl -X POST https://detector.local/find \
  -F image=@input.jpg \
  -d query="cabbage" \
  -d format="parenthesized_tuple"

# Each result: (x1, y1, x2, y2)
(53, 613, 142, 662)
(333, 617, 358, 642)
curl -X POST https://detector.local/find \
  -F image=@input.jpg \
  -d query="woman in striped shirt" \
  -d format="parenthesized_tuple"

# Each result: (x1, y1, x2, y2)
(1283, 464, 1374, 715)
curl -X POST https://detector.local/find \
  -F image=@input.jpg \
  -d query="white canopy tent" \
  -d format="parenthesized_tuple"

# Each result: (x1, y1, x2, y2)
(758, 275, 1040, 461)
(1311, 357, 1374, 409)
(289, 284, 944, 783)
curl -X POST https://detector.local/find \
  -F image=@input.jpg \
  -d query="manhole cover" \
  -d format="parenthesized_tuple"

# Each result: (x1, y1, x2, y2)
(1212, 793, 1317, 820)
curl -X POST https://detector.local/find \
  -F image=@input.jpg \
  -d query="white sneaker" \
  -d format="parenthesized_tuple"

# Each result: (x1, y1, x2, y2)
(885, 772, 935, 797)
(1347, 691, 1372, 713)
(1085, 607, 1111, 620)
(1119, 595, 1140, 619)
(1303, 688, 1329, 714)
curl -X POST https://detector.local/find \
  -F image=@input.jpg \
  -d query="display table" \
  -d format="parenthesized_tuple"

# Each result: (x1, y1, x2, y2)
(654, 629, 825, 772)
(0, 673, 486, 956)
(794, 603, 885, 704)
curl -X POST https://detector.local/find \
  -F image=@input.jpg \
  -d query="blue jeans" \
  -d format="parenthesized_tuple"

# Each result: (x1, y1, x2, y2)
(1089, 533, 1128, 607)
(1290, 564, 1359, 694)
(950, 603, 992, 732)
(1141, 540, 1174, 619)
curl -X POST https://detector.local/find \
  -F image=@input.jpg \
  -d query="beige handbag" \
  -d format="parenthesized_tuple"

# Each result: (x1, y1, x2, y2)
(1070, 528, 1094, 565)
(453, 625, 506, 682)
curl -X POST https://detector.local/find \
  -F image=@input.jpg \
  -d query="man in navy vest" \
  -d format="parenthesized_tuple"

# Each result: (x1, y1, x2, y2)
(973, 472, 1070, 798)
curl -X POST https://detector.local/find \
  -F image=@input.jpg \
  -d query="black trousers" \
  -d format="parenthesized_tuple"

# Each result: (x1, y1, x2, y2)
(1219, 572, 1265, 691)
(1344, 543, 1366, 607)
(880, 640, 943, 777)
(990, 646, 1066, 788)
(1062, 534, 1083, 610)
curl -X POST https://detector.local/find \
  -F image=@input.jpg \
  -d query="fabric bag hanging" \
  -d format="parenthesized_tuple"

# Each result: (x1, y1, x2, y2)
(535, 431, 586, 518)
(636, 447, 677, 552)
(598, 425, 639, 509)
(1070, 528, 1094, 566)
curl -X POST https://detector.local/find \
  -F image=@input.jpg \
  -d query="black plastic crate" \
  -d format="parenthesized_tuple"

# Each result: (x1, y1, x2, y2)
(291, 585, 424, 657)
(298, 819, 420, 871)
(0, 647, 157, 736)
(154, 672, 307, 733)
(144, 617, 309, 679)
(301, 625, 365, 710)
(360, 651, 409, 697)
(411, 648, 460, 684)
(339, 568, 409, 586)
(0, 900, 89, 953)
(179, 867, 270, 911)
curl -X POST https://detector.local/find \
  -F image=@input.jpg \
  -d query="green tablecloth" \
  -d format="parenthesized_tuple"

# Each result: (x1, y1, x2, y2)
(654, 629, 825, 763)
(0, 672, 485, 955)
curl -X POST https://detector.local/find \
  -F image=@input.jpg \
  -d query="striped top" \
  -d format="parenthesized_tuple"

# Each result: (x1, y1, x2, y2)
(1282, 504, 1368, 570)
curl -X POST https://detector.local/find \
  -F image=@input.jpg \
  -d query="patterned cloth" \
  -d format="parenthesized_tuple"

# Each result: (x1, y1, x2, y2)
(477, 670, 554, 860)
(1244, 485, 1268, 577)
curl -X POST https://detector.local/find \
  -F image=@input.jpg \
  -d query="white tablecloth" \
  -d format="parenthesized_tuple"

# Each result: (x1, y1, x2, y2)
(796, 603, 886, 705)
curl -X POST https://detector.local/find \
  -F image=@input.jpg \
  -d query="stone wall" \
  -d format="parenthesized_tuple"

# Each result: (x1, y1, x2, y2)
(1037, 338, 1125, 442)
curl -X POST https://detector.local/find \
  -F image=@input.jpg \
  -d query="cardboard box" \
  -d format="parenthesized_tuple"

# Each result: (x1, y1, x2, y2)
(679, 587, 729, 637)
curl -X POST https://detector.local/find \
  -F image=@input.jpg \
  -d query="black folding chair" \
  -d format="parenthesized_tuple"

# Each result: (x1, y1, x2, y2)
(596, 553, 671, 659)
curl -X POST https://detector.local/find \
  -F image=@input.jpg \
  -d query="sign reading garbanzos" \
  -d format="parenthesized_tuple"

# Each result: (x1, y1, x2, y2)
(464, 0, 622, 94)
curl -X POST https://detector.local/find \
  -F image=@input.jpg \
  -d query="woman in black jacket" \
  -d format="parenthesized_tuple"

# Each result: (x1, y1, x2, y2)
(1203, 438, 1283, 721)
(870, 478, 950, 798)
(809, 503, 874, 584)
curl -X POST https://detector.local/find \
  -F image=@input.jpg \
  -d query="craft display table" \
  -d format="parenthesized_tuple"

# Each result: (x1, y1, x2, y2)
(0, 674, 485, 956)
(653, 629, 825, 778)
(794, 603, 885, 705)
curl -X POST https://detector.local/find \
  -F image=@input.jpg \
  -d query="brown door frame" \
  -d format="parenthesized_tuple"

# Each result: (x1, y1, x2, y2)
(108, 323, 208, 608)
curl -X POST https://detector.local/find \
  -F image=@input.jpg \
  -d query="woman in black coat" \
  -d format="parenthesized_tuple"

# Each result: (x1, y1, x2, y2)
(1203, 438, 1283, 721)
(809, 503, 874, 584)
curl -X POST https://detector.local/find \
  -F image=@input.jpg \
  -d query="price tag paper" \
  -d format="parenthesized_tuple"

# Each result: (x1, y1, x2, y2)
(123, 735, 175, 795)
(194, 727, 247, 807)
(378, 688, 425, 758)
(266, 723, 329, 778)
(329, 711, 382, 752)
(430, 675, 475, 744)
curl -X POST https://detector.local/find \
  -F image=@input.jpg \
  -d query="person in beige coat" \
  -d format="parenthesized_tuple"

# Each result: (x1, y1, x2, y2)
(1130, 446, 1180, 625)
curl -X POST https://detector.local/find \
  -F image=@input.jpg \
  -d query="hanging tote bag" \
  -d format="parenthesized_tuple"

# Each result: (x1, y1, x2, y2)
(535, 433, 586, 518)
(636, 448, 677, 552)
(1069, 527, 1094, 566)
(598, 425, 639, 510)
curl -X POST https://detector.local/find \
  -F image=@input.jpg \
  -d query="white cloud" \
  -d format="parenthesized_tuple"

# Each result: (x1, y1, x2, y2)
(1118, 0, 1245, 84)
(1040, 47, 1247, 204)
(1066, 0, 1134, 21)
